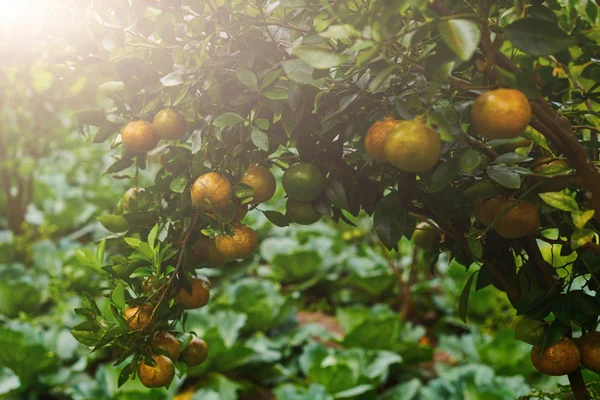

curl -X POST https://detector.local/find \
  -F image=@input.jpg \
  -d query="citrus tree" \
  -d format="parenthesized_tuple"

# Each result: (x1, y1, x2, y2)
(70, 0, 600, 398)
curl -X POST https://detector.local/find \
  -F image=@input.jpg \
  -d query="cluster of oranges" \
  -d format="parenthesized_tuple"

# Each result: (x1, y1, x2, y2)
(123, 276, 210, 387)
(531, 332, 600, 376)
(364, 88, 539, 243)
(121, 107, 188, 153)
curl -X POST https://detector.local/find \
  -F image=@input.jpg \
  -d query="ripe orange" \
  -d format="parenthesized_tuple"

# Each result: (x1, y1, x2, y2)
(239, 165, 276, 204)
(122, 120, 158, 153)
(578, 331, 600, 372)
(191, 172, 233, 213)
(383, 120, 441, 173)
(215, 223, 258, 260)
(175, 277, 211, 309)
(531, 338, 580, 376)
(282, 163, 325, 202)
(153, 108, 187, 140)
(474, 196, 539, 239)
(411, 222, 441, 250)
(138, 354, 175, 388)
(124, 304, 153, 331)
(365, 117, 398, 162)
(122, 187, 144, 211)
(286, 198, 322, 225)
(193, 236, 228, 268)
(181, 337, 208, 367)
(151, 331, 181, 361)
(471, 88, 531, 139)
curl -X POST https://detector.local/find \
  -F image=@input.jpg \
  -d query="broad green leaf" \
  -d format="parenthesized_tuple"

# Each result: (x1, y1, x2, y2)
(281, 59, 322, 86)
(572, 209, 595, 230)
(493, 153, 533, 165)
(213, 112, 245, 127)
(263, 88, 288, 100)
(148, 224, 159, 248)
(111, 282, 125, 309)
(373, 192, 410, 250)
(160, 71, 183, 86)
(236, 67, 258, 89)
(319, 24, 359, 39)
(367, 65, 397, 93)
(96, 215, 130, 233)
(170, 175, 188, 193)
(438, 19, 481, 61)
(459, 272, 476, 322)
(538, 192, 579, 212)
(487, 165, 523, 188)
(504, 18, 574, 56)
(571, 228, 595, 249)
(292, 47, 351, 69)
(263, 211, 289, 227)
(251, 127, 270, 151)
(74, 108, 105, 126)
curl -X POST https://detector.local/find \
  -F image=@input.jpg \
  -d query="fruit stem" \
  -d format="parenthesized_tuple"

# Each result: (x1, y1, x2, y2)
(567, 367, 590, 400)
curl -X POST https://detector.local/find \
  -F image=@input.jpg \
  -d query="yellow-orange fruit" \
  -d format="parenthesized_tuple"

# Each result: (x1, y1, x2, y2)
(175, 277, 210, 309)
(474, 196, 507, 227)
(578, 331, 600, 373)
(138, 354, 175, 388)
(193, 236, 228, 268)
(531, 338, 580, 376)
(215, 224, 258, 260)
(151, 331, 180, 361)
(239, 165, 276, 204)
(124, 304, 153, 331)
(474, 196, 539, 239)
(365, 117, 398, 162)
(191, 172, 233, 213)
(411, 222, 441, 250)
(122, 120, 158, 153)
(153, 108, 187, 140)
(471, 88, 531, 139)
(383, 120, 442, 173)
(181, 337, 208, 367)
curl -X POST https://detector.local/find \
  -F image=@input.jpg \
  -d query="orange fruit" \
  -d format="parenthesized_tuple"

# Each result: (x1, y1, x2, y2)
(193, 236, 228, 268)
(191, 172, 233, 213)
(122, 187, 145, 211)
(282, 163, 325, 202)
(365, 117, 398, 162)
(471, 88, 531, 139)
(239, 165, 276, 204)
(286, 198, 322, 225)
(151, 331, 180, 361)
(531, 338, 580, 376)
(122, 120, 158, 153)
(175, 277, 211, 309)
(181, 337, 208, 367)
(215, 223, 258, 260)
(124, 304, 153, 331)
(153, 108, 187, 140)
(383, 120, 441, 173)
(578, 331, 600, 372)
(138, 354, 175, 388)
(411, 221, 441, 250)
(474, 196, 539, 239)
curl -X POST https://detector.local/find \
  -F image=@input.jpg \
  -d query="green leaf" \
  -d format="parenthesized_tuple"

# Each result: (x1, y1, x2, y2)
(493, 153, 533, 165)
(213, 112, 245, 127)
(373, 192, 410, 250)
(160, 71, 183, 86)
(112, 282, 125, 309)
(251, 127, 270, 151)
(487, 165, 524, 188)
(459, 272, 476, 323)
(263, 88, 288, 100)
(170, 175, 188, 193)
(367, 65, 397, 93)
(504, 18, 574, 56)
(236, 67, 258, 89)
(148, 224, 159, 248)
(514, 318, 545, 345)
(74, 108, 106, 126)
(234, 183, 254, 199)
(263, 211, 290, 227)
(96, 215, 130, 233)
(571, 228, 595, 249)
(538, 192, 579, 212)
(106, 158, 134, 174)
(438, 19, 481, 62)
(281, 59, 322, 86)
(319, 24, 359, 39)
(292, 47, 351, 69)
(261, 70, 281, 89)
(572, 210, 595, 230)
